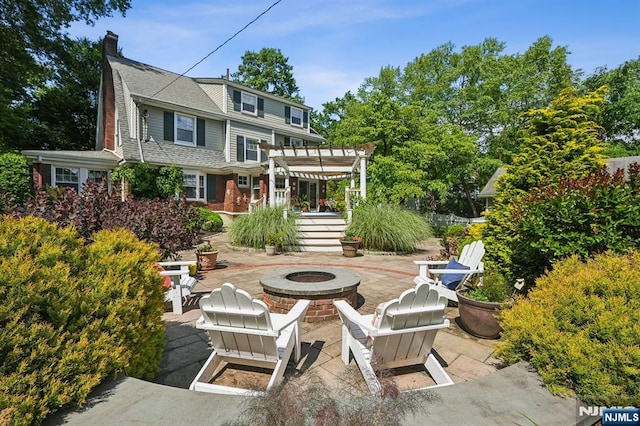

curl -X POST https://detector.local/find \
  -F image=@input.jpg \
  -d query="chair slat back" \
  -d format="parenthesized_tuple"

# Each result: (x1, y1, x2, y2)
(458, 240, 485, 270)
(373, 284, 446, 364)
(199, 283, 278, 361)
(378, 284, 446, 330)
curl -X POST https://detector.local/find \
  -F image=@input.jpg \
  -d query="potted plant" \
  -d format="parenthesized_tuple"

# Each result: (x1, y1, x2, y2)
(265, 232, 284, 256)
(196, 243, 219, 271)
(456, 271, 519, 339)
(339, 232, 361, 257)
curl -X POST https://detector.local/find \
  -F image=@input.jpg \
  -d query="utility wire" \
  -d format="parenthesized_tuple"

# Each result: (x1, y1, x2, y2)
(148, 0, 283, 100)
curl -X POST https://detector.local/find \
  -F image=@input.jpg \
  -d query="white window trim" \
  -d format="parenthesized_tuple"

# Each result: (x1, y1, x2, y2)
(238, 175, 249, 188)
(175, 113, 197, 147)
(183, 170, 205, 201)
(241, 91, 257, 116)
(52, 166, 110, 193)
(244, 136, 260, 163)
(290, 107, 303, 127)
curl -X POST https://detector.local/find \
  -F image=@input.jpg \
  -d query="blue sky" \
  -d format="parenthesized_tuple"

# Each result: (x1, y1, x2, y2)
(68, 0, 640, 110)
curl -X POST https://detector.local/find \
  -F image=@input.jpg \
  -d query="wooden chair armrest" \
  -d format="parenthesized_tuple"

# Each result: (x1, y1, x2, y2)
(271, 299, 310, 332)
(333, 300, 376, 333)
(429, 268, 477, 275)
(413, 260, 448, 266)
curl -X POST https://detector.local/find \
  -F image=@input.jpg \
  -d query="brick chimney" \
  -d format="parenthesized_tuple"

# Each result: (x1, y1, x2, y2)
(104, 31, 118, 57)
(99, 31, 118, 151)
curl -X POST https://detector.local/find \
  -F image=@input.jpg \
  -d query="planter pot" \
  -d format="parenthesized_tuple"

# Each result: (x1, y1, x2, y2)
(265, 245, 277, 256)
(340, 240, 360, 257)
(196, 250, 219, 271)
(456, 290, 505, 339)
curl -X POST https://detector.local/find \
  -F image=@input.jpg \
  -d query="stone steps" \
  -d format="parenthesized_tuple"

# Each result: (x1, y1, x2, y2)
(296, 213, 346, 252)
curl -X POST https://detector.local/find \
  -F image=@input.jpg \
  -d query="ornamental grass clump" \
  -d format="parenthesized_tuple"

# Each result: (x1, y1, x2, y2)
(346, 201, 431, 253)
(229, 206, 298, 249)
(498, 251, 640, 406)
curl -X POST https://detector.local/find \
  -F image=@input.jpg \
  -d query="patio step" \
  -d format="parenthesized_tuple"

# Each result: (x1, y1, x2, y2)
(296, 213, 346, 252)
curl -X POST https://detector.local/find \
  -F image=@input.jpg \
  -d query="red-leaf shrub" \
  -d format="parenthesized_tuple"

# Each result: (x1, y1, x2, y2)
(18, 180, 199, 259)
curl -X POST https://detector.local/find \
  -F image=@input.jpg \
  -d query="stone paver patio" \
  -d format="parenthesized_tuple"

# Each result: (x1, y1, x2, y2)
(156, 233, 503, 394)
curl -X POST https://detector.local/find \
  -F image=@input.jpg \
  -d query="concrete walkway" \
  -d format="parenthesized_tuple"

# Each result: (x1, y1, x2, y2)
(46, 234, 578, 425)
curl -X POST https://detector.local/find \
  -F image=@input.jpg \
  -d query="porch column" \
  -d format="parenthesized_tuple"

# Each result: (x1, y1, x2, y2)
(360, 156, 367, 199)
(269, 157, 276, 207)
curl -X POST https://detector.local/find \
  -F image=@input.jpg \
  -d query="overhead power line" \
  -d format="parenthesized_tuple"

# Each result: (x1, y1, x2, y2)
(148, 0, 283, 100)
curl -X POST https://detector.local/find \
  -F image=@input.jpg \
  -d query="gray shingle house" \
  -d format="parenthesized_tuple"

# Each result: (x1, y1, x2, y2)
(23, 31, 371, 214)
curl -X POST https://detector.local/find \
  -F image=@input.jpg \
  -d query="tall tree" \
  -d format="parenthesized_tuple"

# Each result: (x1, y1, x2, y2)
(30, 38, 103, 150)
(232, 48, 303, 103)
(483, 86, 609, 278)
(583, 58, 640, 154)
(0, 0, 130, 151)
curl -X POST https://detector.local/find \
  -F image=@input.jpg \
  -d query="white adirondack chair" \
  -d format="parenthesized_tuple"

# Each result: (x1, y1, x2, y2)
(190, 283, 310, 395)
(333, 283, 454, 395)
(158, 260, 198, 315)
(413, 240, 485, 302)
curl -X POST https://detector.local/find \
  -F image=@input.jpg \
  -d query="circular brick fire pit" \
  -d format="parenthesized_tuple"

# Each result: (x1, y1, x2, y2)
(260, 267, 360, 322)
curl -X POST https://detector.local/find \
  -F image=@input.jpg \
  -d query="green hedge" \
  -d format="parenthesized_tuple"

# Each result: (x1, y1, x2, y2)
(498, 252, 640, 406)
(0, 216, 166, 425)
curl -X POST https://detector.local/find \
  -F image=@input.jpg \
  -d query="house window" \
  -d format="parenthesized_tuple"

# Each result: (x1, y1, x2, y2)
(55, 167, 79, 192)
(199, 175, 205, 199)
(88, 170, 108, 185)
(290, 107, 303, 127)
(237, 135, 266, 163)
(176, 113, 196, 146)
(275, 177, 285, 189)
(241, 92, 257, 115)
(238, 175, 249, 187)
(246, 137, 259, 161)
(183, 172, 204, 200)
(284, 137, 303, 147)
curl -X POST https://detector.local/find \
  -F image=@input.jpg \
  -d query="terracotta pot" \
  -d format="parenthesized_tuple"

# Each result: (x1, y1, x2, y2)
(340, 240, 360, 257)
(456, 290, 505, 339)
(196, 250, 219, 271)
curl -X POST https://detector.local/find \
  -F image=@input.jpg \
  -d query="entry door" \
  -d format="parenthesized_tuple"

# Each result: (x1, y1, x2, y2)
(299, 181, 318, 209)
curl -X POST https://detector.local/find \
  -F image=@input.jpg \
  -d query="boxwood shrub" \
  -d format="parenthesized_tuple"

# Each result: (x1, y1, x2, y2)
(498, 252, 640, 406)
(0, 216, 166, 425)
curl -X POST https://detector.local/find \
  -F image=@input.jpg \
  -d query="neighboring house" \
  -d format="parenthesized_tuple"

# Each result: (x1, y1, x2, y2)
(478, 156, 640, 209)
(23, 31, 372, 214)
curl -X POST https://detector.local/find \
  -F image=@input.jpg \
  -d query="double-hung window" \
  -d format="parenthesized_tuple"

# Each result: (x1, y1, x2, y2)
(241, 92, 257, 115)
(88, 170, 108, 185)
(246, 137, 259, 161)
(53, 167, 109, 193)
(183, 172, 205, 200)
(290, 107, 303, 127)
(176, 113, 196, 146)
(55, 167, 79, 192)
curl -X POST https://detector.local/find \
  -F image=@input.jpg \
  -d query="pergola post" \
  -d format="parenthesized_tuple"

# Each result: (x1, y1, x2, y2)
(360, 156, 367, 199)
(269, 157, 276, 207)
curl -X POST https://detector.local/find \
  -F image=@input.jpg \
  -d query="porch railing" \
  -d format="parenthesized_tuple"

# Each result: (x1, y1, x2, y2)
(249, 195, 266, 213)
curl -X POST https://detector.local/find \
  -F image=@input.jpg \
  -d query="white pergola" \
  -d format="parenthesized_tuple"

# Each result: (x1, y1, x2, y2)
(264, 143, 376, 207)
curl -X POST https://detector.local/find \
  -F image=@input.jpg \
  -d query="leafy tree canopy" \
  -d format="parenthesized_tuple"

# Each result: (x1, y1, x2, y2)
(0, 0, 130, 151)
(583, 58, 640, 154)
(231, 47, 303, 103)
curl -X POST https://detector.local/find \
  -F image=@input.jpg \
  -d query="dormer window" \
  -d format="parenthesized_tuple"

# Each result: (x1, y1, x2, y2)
(241, 92, 257, 115)
(290, 107, 303, 127)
